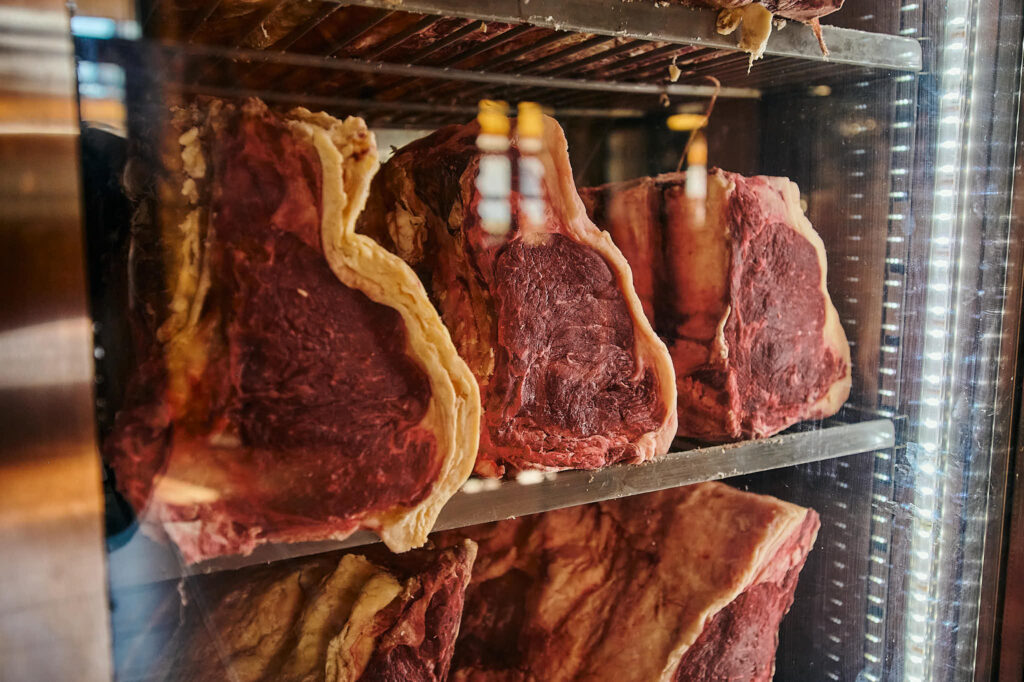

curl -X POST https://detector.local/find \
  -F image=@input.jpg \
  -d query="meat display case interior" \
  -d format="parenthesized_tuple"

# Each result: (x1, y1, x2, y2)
(118, 540, 478, 681)
(76, 0, 917, 571)
(99, 99, 481, 563)
(67, 0, 1015, 681)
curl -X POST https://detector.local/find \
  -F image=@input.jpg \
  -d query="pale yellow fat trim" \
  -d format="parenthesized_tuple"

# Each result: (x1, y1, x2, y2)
(657, 483, 816, 682)
(287, 108, 480, 553)
(538, 116, 678, 460)
(388, 191, 429, 264)
(717, 4, 774, 68)
(738, 3, 774, 63)
(278, 554, 381, 680)
(159, 128, 214, 413)
(325, 571, 404, 682)
(768, 175, 852, 416)
(711, 305, 731, 364)
(159, 211, 202, 344)
(179, 127, 207, 179)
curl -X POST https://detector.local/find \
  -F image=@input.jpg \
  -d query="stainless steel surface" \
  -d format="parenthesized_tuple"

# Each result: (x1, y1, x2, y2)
(107, 418, 895, 586)
(998, 60, 1024, 682)
(968, 0, 1024, 676)
(158, 39, 761, 99)
(339, 0, 923, 71)
(0, 3, 111, 681)
(109, 1, 919, 128)
(891, 0, 1024, 679)
(173, 84, 661, 120)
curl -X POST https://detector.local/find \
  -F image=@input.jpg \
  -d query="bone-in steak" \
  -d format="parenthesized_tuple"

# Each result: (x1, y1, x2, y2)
(582, 170, 850, 441)
(359, 118, 676, 477)
(105, 99, 480, 562)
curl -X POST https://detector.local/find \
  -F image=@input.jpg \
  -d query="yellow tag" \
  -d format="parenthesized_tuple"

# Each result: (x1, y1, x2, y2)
(516, 101, 544, 139)
(666, 113, 708, 131)
(478, 99, 510, 136)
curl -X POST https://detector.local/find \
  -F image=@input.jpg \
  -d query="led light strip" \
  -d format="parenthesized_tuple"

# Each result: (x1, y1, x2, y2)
(903, 2, 974, 680)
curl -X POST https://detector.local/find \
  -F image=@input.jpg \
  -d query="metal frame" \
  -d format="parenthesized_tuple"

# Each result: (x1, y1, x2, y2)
(109, 0, 922, 130)
(104, 38, 761, 99)
(992, 17, 1024, 682)
(970, 2, 1024, 674)
(997, 54, 1024, 679)
(893, 0, 1024, 679)
(338, 0, 923, 70)
(0, 3, 111, 681)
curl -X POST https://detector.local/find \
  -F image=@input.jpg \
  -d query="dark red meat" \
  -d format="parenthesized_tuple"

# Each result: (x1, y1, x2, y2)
(722, 178, 847, 423)
(359, 118, 675, 476)
(360, 542, 477, 681)
(583, 170, 850, 441)
(488, 234, 662, 469)
(210, 110, 439, 520)
(105, 101, 445, 562)
(673, 509, 819, 681)
(437, 482, 819, 681)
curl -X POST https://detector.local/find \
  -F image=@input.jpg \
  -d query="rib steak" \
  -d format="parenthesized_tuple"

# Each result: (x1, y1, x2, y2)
(105, 99, 480, 562)
(438, 482, 819, 682)
(359, 117, 677, 477)
(581, 170, 851, 441)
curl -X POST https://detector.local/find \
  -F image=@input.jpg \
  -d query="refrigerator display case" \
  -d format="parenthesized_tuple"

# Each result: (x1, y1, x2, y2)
(0, 0, 1022, 679)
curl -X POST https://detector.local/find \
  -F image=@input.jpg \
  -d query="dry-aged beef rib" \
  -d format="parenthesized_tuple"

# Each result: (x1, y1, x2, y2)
(582, 170, 850, 441)
(437, 482, 819, 682)
(162, 540, 477, 681)
(359, 117, 676, 477)
(105, 99, 480, 562)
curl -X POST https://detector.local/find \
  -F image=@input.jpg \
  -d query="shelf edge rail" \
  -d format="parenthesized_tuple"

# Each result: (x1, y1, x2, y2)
(336, 0, 924, 71)
(108, 418, 895, 586)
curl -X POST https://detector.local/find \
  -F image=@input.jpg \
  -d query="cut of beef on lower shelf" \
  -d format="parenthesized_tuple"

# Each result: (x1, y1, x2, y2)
(581, 170, 851, 442)
(359, 116, 677, 477)
(437, 482, 819, 682)
(158, 540, 477, 681)
(103, 98, 480, 563)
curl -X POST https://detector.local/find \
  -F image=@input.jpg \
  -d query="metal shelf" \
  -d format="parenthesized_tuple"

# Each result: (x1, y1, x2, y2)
(111, 0, 922, 128)
(107, 417, 895, 587)
(339, 0, 923, 71)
